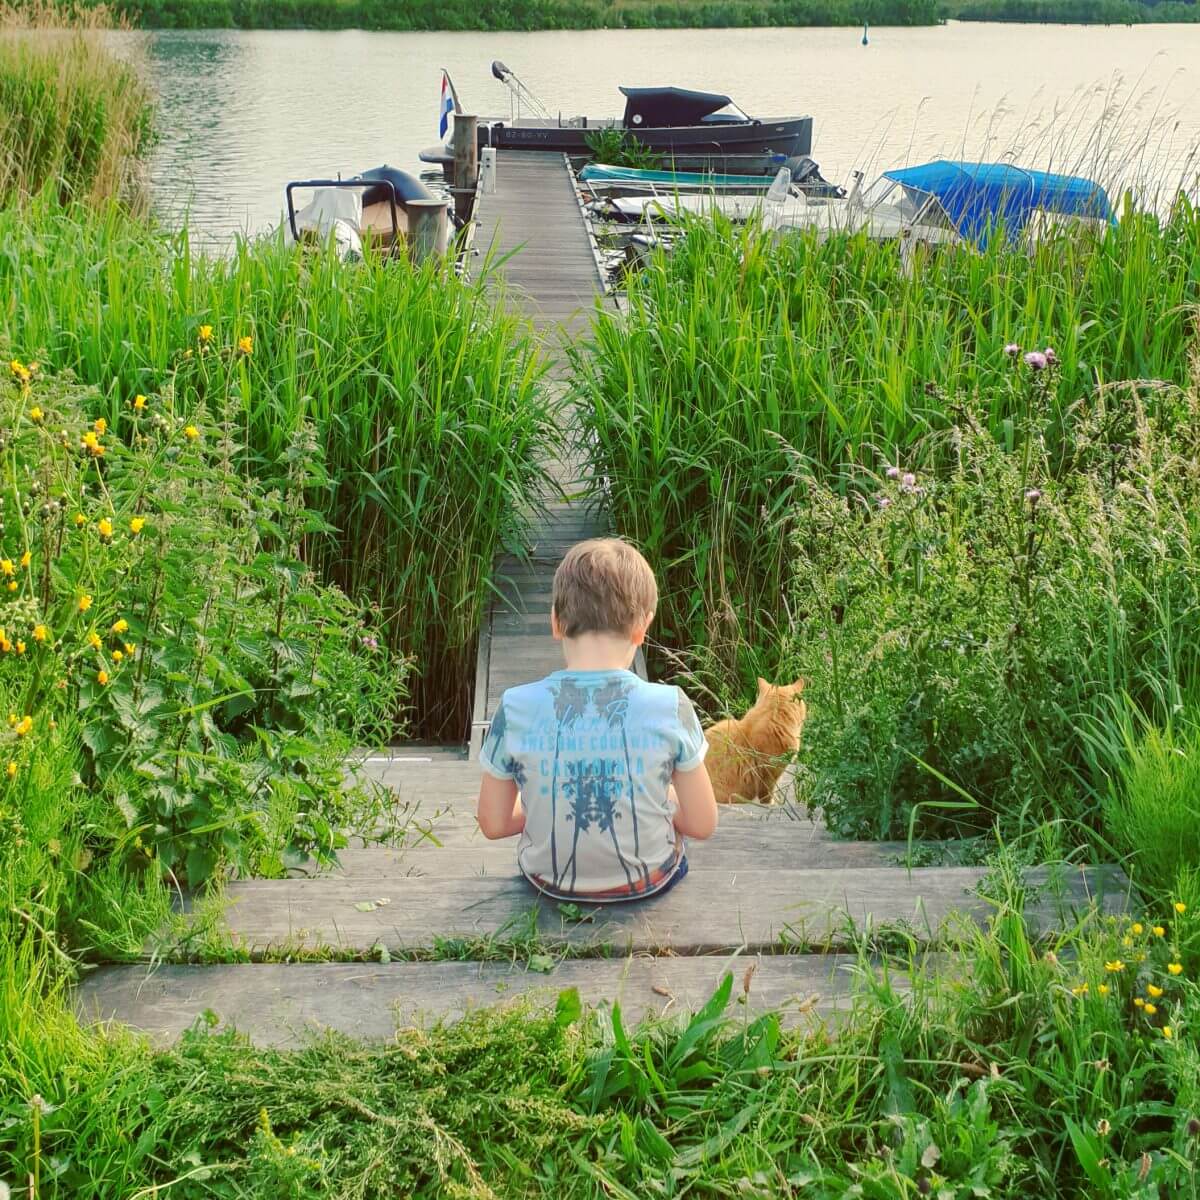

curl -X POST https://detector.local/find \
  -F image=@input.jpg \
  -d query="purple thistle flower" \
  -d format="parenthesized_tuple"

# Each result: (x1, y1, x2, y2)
(1024, 351, 1048, 371)
(877, 495, 892, 509)
(901, 471, 916, 489)
(1044, 346, 1058, 364)
(1004, 342, 1020, 358)
(361, 635, 379, 651)
(885, 465, 901, 479)
(1025, 488, 1042, 504)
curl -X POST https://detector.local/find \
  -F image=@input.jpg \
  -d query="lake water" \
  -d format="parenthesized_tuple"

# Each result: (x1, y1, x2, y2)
(114, 23, 1200, 239)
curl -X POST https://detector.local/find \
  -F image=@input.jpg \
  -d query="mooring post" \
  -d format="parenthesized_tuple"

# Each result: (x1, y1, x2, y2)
(407, 198, 450, 264)
(451, 113, 479, 223)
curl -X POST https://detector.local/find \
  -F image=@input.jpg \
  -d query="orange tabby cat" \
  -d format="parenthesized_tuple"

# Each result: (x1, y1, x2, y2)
(704, 677, 807, 805)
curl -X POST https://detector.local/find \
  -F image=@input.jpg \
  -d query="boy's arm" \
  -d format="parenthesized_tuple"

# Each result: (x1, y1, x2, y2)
(671, 764, 718, 840)
(476, 774, 525, 839)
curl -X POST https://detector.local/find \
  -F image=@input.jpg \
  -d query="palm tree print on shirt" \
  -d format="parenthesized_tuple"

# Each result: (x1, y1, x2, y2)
(558, 757, 634, 892)
(549, 677, 593, 881)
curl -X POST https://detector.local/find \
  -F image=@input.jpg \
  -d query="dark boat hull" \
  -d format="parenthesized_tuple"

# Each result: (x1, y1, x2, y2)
(478, 116, 811, 159)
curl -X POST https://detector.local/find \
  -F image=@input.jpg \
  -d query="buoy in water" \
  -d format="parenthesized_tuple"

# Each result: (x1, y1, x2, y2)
(862, 21, 869, 44)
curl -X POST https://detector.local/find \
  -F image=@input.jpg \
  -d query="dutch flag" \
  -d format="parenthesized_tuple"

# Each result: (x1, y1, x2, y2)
(439, 72, 454, 139)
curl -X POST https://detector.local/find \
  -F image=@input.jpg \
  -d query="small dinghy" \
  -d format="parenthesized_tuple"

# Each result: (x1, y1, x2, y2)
(285, 166, 449, 260)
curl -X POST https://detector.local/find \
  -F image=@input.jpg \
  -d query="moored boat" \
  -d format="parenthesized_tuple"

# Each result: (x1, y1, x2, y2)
(420, 65, 812, 167)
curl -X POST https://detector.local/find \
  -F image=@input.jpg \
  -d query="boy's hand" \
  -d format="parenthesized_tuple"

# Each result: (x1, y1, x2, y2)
(477, 775, 525, 839)
(671, 765, 718, 840)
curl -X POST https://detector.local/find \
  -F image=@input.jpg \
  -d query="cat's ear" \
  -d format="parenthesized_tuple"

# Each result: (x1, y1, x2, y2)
(756, 677, 771, 699)
(791, 677, 806, 694)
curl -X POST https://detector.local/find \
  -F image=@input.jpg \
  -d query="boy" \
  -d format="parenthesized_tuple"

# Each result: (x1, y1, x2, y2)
(476, 538, 717, 901)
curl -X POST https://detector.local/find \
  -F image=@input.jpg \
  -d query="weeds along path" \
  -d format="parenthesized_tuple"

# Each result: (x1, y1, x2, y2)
(78, 153, 1128, 1043)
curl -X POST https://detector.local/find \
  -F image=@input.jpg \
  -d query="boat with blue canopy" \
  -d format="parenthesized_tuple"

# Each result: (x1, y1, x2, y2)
(872, 160, 1115, 247)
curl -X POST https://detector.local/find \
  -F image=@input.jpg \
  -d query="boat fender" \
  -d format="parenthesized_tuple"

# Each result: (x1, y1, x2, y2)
(354, 165, 437, 207)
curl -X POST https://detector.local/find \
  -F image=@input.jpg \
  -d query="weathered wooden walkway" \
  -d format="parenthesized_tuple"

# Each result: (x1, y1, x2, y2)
(76, 154, 1128, 1046)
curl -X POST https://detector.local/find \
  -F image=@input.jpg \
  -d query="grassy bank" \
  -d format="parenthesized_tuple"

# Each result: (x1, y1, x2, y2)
(0, 2, 152, 206)
(951, 0, 1200, 22)
(103, 0, 940, 30)
(571, 211, 1200, 834)
(0, 202, 555, 739)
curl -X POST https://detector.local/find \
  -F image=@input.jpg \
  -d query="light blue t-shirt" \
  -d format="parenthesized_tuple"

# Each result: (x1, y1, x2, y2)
(480, 668, 708, 899)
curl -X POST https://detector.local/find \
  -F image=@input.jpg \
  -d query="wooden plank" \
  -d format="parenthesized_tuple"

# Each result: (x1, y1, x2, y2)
(307, 833, 916, 880)
(210, 866, 1127, 958)
(77, 952, 920, 1047)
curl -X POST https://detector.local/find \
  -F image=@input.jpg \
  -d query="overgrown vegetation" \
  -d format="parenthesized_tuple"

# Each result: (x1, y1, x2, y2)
(791, 359, 1200, 840)
(4, 869, 1199, 1197)
(0, 201, 555, 738)
(0, 1, 152, 206)
(101, 0, 940, 31)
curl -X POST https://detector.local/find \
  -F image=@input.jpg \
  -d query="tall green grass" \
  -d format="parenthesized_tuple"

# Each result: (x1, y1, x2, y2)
(0, 1, 152, 206)
(0, 201, 555, 737)
(570, 209, 1200, 703)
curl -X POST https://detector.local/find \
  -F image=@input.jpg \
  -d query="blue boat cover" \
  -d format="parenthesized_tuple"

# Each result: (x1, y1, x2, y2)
(882, 160, 1114, 247)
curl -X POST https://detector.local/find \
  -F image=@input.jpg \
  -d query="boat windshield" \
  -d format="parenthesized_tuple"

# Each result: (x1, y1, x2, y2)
(862, 177, 955, 229)
(705, 101, 750, 121)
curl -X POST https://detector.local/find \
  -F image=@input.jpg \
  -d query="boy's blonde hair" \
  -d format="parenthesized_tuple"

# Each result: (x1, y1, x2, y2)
(552, 538, 658, 638)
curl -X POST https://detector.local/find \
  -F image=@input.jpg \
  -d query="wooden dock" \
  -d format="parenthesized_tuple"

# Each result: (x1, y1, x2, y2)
(468, 151, 619, 755)
(76, 153, 1128, 1046)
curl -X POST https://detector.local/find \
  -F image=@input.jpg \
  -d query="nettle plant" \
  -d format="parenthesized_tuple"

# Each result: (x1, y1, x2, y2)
(789, 344, 1200, 839)
(0, 349, 404, 886)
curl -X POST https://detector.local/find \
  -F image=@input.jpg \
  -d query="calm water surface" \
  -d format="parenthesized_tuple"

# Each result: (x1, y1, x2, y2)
(113, 24, 1200, 238)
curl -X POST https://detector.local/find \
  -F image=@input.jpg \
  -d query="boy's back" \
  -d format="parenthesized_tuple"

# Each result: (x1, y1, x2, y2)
(481, 667, 707, 899)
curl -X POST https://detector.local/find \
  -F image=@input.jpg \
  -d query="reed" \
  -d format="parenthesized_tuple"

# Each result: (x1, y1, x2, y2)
(0, 201, 555, 738)
(570, 204, 1200, 703)
(0, 1, 152, 206)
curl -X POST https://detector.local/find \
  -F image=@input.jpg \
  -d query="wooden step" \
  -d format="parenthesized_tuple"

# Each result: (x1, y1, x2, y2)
(77, 952, 928, 1048)
(197, 865, 1124, 960)
(306, 830, 917, 879)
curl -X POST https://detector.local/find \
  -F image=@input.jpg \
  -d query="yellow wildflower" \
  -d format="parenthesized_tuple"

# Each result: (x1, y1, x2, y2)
(15, 716, 31, 738)
(15, 641, 24, 655)
(111, 619, 129, 634)
(1163, 1026, 1173, 1039)
(98, 518, 113, 540)
(33, 625, 48, 643)
(29, 405, 44, 423)
(0, 637, 10, 652)
(0, 560, 12, 577)
(1072, 983, 1088, 996)
(73, 513, 87, 528)
(6, 581, 16, 593)
(1134, 997, 1145, 1008)
(1168, 962, 1183, 976)
(1131, 923, 1144, 935)
(97, 670, 109, 686)
(1148, 984, 1164, 999)
(5, 714, 14, 726)
(1153, 926, 1165, 937)
(1104, 960, 1126, 973)
(1122, 936, 1133, 948)
(129, 516, 145, 535)
(20, 550, 30, 568)
(133, 394, 147, 410)
(124, 642, 136, 656)
(1097, 984, 1110, 996)
(198, 324, 213, 343)
(1144, 1003, 1157, 1016)
(94, 417, 107, 435)
(112, 649, 124, 662)
(9, 359, 29, 383)
(238, 335, 253, 355)
(5, 762, 15, 780)
(78, 595, 93, 612)
(1175, 902, 1187, 915)
(87, 632, 101, 650)
(81, 431, 104, 457)
(184, 424, 200, 442)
